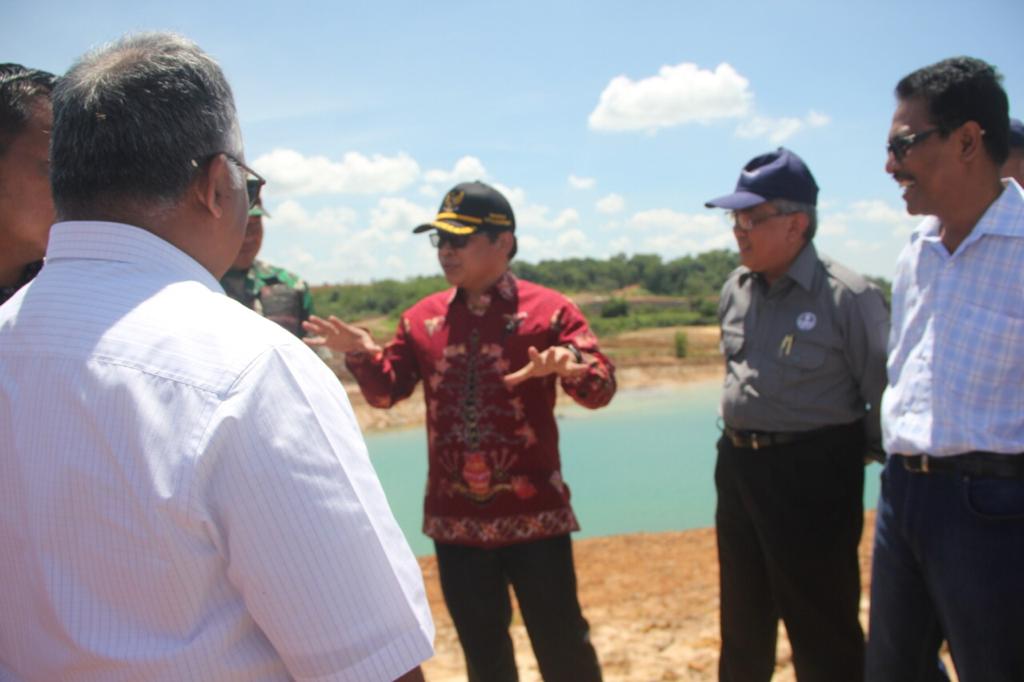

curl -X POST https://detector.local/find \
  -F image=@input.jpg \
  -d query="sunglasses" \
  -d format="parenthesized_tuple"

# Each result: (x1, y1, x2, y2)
(430, 231, 474, 249)
(191, 152, 266, 209)
(887, 127, 939, 162)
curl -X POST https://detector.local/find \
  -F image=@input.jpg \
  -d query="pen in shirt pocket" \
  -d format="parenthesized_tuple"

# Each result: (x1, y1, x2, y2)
(778, 333, 794, 357)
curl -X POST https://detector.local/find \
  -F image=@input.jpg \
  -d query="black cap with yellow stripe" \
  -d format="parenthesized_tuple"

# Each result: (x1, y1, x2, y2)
(413, 181, 515, 235)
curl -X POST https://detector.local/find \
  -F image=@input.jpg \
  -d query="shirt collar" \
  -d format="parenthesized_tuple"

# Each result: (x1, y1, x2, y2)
(913, 178, 1024, 245)
(738, 241, 818, 292)
(45, 221, 222, 293)
(447, 270, 518, 309)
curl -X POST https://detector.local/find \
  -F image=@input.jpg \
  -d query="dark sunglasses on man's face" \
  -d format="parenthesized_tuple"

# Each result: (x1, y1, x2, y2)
(190, 152, 266, 209)
(245, 178, 263, 209)
(430, 231, 474, 249)
(887, 127, 939, 162)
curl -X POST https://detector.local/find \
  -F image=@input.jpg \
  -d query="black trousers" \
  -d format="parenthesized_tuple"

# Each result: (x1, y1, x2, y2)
(715, 421, 865, 682)
(434, 534, 603, 682)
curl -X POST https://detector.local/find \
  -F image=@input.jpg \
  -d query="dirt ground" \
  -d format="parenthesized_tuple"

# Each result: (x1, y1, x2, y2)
(417, 514, 878, 682)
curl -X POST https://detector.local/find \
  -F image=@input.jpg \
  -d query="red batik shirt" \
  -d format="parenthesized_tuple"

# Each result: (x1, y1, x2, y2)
(345, 272, 616, 548)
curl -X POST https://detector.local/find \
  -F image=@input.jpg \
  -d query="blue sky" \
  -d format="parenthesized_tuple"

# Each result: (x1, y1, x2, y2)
(6, 0, 1023, 284)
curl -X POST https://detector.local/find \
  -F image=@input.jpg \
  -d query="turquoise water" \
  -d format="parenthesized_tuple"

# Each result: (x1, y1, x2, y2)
(365, 379, 882, 556)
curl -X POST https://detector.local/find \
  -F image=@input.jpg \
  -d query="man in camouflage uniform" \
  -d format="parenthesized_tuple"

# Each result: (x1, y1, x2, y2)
(220, 195, 313, 337)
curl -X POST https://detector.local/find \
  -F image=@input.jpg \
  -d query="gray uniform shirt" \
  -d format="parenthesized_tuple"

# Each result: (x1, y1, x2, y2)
(718, 242, 890, 454)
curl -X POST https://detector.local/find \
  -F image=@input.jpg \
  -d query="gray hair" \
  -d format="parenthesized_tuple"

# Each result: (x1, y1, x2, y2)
(51, 32, 239, 220)
(772, 198, 817, 241)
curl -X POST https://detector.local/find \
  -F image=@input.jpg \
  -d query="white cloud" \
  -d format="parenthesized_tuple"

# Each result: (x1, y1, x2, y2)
(424, 155, 487, 185)
(368, 196, 435, 234)
(823, 199, 918, 237)
(596, 193, 625, 214)
(628, 209, 723, 235)
(486, 182, 579, 232)
(588, 62, 752, 133)
(252, 148, 420, 196)
(812, 198, 919, 277)
(618, 208, 734, 256)
(806, 110, 831, 127)
(568, 174, 596, 190)
(517, 228, 594, 262)
(270, 199, 359, 235)
(420, 156, 488, 196)
(609, 236, 632, 253)
(735, 110, 831, 144)
(519, 205, 580, 231)
(260, 196, 440, 284)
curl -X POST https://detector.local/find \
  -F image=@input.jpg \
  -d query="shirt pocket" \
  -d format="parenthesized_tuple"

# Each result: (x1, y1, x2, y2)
(779, 334, 828, 370)
(944, 303, 1024, 405)
(777, 331, 835, 401)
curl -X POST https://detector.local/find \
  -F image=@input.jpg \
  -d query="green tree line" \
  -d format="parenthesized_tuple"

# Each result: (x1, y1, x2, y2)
(310, 250, 891, 334)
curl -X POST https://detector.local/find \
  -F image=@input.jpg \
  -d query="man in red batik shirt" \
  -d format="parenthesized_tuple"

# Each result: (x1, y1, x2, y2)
(305, 181, 615, 682)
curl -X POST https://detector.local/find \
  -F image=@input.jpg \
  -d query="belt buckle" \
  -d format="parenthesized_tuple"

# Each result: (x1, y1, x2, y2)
(903, 454, 929, 474)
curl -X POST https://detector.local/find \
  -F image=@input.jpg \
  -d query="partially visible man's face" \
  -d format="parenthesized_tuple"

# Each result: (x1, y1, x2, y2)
(731, 202, 806, 283)
(885, 96, 960, 217)
(1001, 149, 1024, 186)
(0, 97, 55, 262)
(436, 229, 509, 292)
(231, 214, 264, 271)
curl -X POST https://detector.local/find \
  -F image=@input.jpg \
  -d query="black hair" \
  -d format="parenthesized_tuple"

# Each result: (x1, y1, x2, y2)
(0, 63, 56, 154)
(895, 56, 1009, 165)
(483, 228, 517, 260)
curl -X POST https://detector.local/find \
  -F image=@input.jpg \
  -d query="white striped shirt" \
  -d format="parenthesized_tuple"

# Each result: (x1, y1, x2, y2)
(0, 222, 434, 681)
(882, 180, 1024, 456)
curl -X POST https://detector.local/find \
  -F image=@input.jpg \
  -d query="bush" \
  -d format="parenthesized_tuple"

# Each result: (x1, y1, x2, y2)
(674, 330, 689, 358)
(600, 297, 630, 318)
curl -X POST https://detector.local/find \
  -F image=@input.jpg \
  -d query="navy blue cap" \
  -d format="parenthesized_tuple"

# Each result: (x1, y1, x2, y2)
(705, 147, 819, 210)
(1009, 118, 1024, 149)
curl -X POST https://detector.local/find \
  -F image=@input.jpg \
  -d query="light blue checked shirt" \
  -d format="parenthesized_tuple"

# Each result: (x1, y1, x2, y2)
(882, 180, 1024, 457)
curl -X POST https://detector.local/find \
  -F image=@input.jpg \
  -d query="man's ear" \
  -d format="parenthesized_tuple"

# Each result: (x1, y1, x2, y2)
(958, 120, 986, 163)
(497, 231, 514, 258)
(192, 154, 235, 219)
(788, 212, 810, 242)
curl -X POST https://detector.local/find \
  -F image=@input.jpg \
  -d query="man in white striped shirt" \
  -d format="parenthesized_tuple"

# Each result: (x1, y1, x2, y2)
(0, 33, 433, 681)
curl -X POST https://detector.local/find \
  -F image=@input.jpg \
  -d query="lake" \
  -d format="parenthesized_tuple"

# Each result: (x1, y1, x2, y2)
(365, 378, 883, 556)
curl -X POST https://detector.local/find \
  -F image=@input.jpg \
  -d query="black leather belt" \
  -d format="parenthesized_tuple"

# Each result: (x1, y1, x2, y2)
(900, 452, 1024, 479)
(723, 425, 833, 451)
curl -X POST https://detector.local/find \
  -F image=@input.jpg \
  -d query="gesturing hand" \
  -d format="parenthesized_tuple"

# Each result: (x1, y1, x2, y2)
(503, 346, 589, 389)
(303, 315, 380, 355)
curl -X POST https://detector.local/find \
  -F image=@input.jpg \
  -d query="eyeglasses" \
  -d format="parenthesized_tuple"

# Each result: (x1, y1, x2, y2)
(887, 127, 939, 162)
(430, 231, 474, 249)
(191, 152, 266, 209)
(731, 209, 795, 232)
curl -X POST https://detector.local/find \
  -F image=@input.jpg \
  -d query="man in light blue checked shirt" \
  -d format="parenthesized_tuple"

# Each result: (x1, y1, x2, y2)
(867, 56, 1024, 682)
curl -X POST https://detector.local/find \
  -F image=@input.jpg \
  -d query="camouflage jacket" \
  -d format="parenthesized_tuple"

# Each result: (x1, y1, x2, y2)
(220, 260, 313, 337)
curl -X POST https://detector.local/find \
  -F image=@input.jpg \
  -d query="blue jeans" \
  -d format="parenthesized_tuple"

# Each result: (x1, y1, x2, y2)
(866, 457, 1024, 682)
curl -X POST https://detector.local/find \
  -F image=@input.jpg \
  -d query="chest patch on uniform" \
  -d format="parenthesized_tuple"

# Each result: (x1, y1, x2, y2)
(796, 311, 817, 331)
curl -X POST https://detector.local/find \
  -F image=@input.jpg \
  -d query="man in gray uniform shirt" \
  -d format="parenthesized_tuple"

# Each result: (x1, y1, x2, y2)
(705, 148, 890, 682)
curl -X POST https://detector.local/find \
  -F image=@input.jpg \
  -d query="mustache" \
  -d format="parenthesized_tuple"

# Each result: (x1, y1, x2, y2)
(892, 171, 915, 183)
